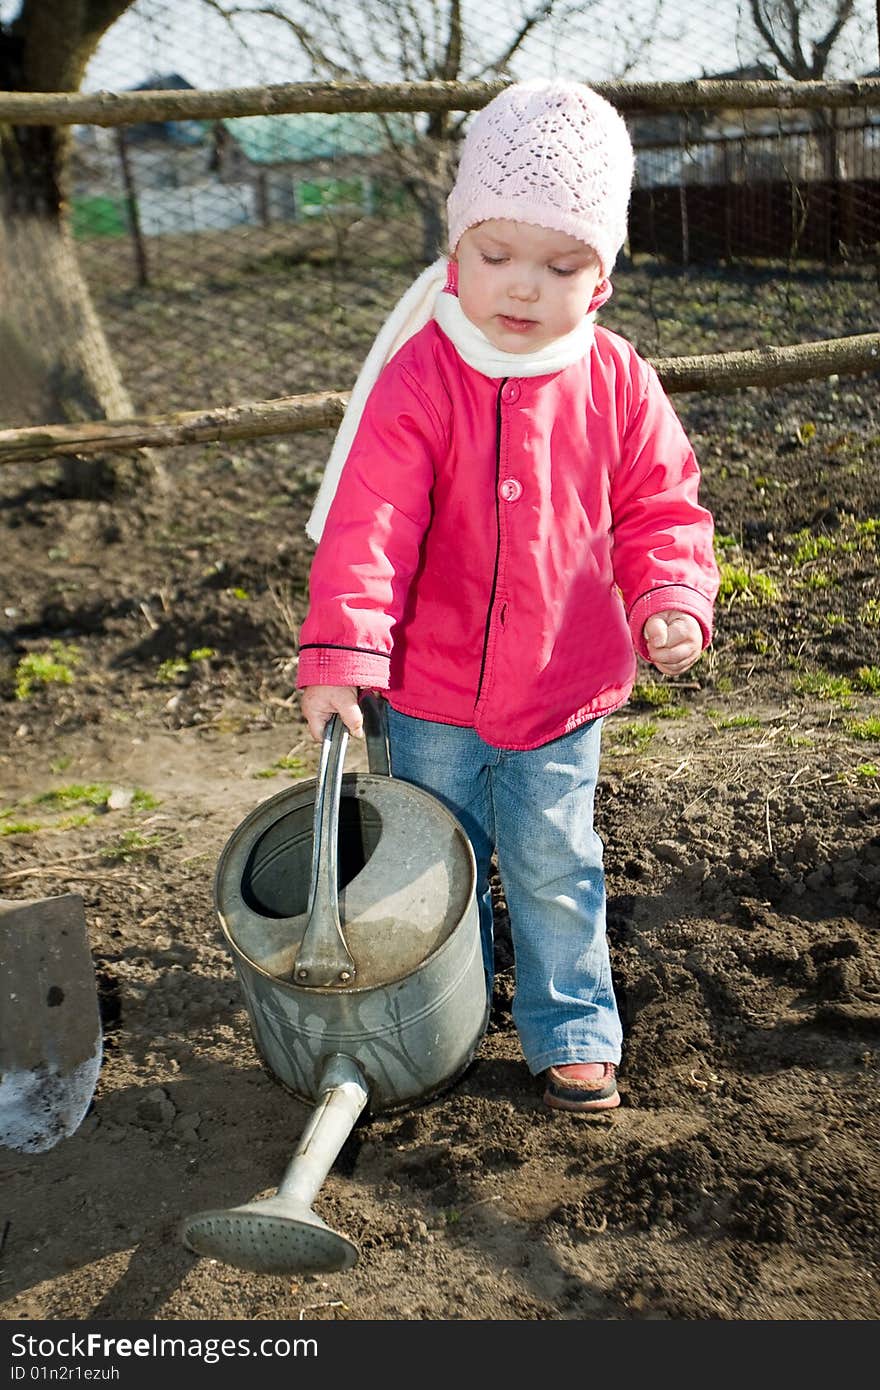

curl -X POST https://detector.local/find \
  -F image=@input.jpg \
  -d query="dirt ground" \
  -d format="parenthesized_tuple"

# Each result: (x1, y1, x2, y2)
(1, 261, 879, 1323)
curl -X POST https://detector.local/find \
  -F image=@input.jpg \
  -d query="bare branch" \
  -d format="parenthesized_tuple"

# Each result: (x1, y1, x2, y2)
(1, 334, 877, 464)
(748, 0, 857, 79)
(2, 77, 878, 126)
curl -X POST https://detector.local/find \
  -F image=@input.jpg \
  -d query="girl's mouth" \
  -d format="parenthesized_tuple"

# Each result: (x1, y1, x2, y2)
(498, 315, 537, 332)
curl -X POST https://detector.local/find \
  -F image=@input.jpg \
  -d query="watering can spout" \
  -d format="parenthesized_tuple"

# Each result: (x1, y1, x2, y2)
(180, 1054, 368, 1275)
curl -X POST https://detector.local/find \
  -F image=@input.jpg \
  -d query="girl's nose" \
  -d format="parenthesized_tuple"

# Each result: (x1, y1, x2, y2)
(509, 274, 539, 302)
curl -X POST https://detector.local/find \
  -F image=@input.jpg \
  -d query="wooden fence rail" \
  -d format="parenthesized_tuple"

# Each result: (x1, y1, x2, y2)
(1, 78, 879, 127)
(1, 333, 877, 466)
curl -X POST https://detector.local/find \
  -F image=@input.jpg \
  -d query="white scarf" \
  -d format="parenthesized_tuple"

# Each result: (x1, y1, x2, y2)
(305, 257, 596, 542)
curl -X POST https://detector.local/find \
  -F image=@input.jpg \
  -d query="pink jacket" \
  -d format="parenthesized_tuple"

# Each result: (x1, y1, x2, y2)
(298, 319, 718, 750)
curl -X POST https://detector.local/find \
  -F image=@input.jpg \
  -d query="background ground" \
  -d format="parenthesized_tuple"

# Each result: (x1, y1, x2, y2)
(1, 260, 879, 1321)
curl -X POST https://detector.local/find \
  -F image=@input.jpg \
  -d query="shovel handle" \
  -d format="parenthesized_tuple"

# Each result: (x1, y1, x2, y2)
(293, 715, 358, 988)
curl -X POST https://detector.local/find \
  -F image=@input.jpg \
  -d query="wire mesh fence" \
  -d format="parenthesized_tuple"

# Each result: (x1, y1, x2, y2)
(1, 0, 879, 425)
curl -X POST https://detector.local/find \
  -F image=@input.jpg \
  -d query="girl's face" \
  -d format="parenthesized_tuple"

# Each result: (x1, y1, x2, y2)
(455, 219, 602, 353)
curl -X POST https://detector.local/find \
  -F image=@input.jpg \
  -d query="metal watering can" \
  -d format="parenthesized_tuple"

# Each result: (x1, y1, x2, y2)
(181, 697, 488, 1274)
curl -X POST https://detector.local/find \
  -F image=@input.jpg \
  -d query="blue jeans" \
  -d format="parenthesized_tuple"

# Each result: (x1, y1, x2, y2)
(386, 707, 622, 1074)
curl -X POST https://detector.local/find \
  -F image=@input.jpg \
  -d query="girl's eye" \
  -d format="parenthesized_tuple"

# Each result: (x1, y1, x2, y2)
(549, 266, 577, 277)
(480, 253, 506, 265)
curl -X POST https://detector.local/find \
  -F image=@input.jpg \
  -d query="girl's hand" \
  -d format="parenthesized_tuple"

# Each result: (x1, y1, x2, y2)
(642, 610, 703, 676)
(300, 685, 363, 742)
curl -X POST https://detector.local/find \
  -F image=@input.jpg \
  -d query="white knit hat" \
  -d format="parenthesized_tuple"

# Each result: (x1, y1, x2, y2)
(446, 79, 634, 280)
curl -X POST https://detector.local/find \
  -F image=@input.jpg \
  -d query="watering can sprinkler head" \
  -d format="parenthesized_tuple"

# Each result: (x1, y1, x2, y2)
(181, 1053, 368, 1276)
(180, 1194, 358, 1277)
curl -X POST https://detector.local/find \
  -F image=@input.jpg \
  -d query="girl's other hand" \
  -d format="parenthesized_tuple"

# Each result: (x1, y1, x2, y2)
(300, 685, 363, 742)
(642, 610, 702, 676)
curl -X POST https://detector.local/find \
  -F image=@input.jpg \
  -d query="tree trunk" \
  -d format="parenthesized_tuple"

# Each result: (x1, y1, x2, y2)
(0, 0, 164, 497)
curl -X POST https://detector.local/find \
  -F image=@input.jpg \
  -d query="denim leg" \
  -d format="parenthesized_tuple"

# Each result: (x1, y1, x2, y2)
(386, 707, 497, 981)
(491, 719, 622, 1074)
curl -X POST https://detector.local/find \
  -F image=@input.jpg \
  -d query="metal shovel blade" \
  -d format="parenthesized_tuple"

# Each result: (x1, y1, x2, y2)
(0, 894, 102, 1154)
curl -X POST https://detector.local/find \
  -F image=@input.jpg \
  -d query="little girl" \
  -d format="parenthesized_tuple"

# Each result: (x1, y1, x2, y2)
(296, 79, 719, 1112)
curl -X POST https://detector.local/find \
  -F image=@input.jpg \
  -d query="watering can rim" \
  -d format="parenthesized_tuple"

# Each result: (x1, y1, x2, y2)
(213, 757, 478, 995)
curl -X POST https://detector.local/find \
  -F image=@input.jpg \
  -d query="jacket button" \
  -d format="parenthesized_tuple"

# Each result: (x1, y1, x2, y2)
(502, 382, 521, 403)
(499, 478, 523, 502)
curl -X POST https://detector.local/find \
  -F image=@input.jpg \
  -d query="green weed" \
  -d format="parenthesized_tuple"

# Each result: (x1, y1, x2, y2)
(713, 532, 739, 555)
(717, 564, 778, 605)
(859, 599, 880, 626)
(36, 783, 111, 809)
(102, 830, 164, 861)
(253, 754, 307, 779)
(611, 721, 657, 752)
(793, 672, 854, 703)
(856, 666, 880, 694)
(798, 570, 833, 591)
(1, 820, 43, 836)
(631, 680, 674, 708)
(32, 784, 158, 814)
(791, 532, 854, 565)
(717, 714, 761, 729)
(157, 657, 189, 683)
(157, 647, 218, 682)
(847, 717, 880, 741)
(14, 642, 80, 700)
(855, 762, 880, 779)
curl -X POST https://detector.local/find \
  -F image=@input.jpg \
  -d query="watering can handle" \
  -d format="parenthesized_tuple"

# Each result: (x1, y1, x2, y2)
(361, 692, 391, 777)
(293, 715, 359, 988)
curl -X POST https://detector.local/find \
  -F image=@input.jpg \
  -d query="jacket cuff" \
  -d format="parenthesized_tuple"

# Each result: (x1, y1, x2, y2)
(628, 586, 714, 661)
(296, 646, 391, 690)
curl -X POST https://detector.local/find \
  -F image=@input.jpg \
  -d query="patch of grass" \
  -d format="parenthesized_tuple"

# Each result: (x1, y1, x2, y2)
(713, 532, 739, 555)
(797, 570, 833, 591)
(1, 820, 43, 836)
(56, 813, 98, 830)
(131, 789, 160, 811)
(717, 564, 778, 605)
(793, 672, 854, 704)
(102, 830, 164, 861)
(157, 657, 190, 683)
(856, 666, 880, 694)
(847, 717, 880, 741)
(14, 642, 80, 700)
(253, 754, 307, 779)
(717, 714, 761, 729)
(795, 421, 816, 446)
(157, 647, 218, 682)
(35, 783, 111, 809)
(50, 755, 73, 774)
(791, 532, 850, 566)
(858, 598, 880, 626)
(631, 680, 674, 709)
(855, 762, 880, 779)
(610, 721, 657, 752)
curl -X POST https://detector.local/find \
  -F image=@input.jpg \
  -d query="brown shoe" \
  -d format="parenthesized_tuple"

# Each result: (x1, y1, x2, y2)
(543, 1062, 620, 1112)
